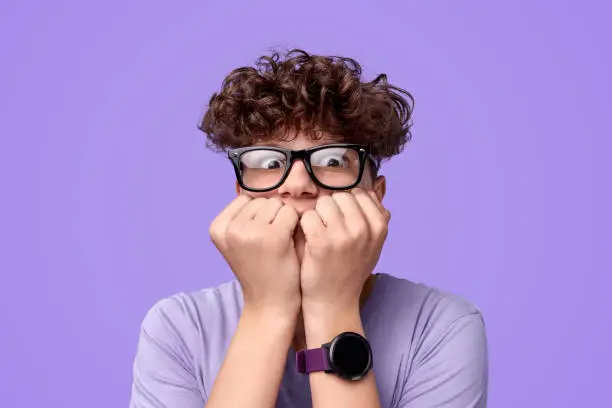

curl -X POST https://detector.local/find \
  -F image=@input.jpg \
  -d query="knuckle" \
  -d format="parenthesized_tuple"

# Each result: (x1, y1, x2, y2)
(331, 233, 351, 249)
(372, 221, 388, 238)
(226, 222, 245, 241)
(268, 197, 283, 205)
(261, 197, 277, 208)
(209, 229, 222, 243)
(209, 220, 225, 241)
(316, 195, 332, 207)
(250, 197, 267, 208)
(351, 219, 369, 234)
(310, 240, 329, 255)
(279, 205, 297, 222)
(332, 192, 350, 201)
(302, 209, 315, 219)
(239, 231, 261, 246)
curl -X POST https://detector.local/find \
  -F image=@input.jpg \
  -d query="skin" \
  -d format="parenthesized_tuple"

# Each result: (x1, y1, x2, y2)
(206, 133, 390, 408)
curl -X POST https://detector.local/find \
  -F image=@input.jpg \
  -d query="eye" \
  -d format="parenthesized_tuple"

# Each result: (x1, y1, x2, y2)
(240, 150, 286, 169)
(261, 158, 283, 169)
(311, 149, 349, 168)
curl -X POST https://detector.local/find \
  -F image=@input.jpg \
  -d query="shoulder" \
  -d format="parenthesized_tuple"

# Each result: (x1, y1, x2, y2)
(373, 273, 486, 360)
(131, 280, 242, 406)
(139, 278, 243, 345)
(373, 274, 488, 406)
(376, 274, 482, 318)
(375, 273, 484, 324)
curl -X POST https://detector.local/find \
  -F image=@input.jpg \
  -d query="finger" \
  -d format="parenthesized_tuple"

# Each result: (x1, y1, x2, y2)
(253, 198, 284, 224)
(214, 195, 252, 226)
(315, 195, 344, 229)
(354, 190, 389, 228)
(235, 197, 268, 223)
(367, 190, 391, 221)
(299, 209, 325, 241)
(272, 204, 299, 233)
(331, 192, 367, 233)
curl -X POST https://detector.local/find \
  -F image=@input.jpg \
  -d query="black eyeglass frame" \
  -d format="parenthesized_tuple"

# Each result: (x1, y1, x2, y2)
(228, 143, 371, 193)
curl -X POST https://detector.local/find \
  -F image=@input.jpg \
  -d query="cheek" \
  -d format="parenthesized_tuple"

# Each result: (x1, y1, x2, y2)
(240, 190, 278, 199)
(356, 175, 373, 190)
(317, 189, 334, 197)
(358, 166, 374, 189)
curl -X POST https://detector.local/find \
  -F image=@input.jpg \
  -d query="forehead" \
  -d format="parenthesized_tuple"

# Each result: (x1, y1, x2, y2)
(252, 132, 340, 149)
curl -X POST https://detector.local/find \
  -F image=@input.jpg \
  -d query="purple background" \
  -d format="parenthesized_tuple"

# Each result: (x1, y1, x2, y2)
(1, 0, 610, 406)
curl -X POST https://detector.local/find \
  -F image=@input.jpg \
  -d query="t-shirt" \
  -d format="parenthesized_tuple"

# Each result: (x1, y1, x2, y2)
(129, 273, 488, 407)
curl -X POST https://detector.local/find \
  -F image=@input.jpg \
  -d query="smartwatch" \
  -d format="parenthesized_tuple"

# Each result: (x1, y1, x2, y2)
(296, 331, 373, 381)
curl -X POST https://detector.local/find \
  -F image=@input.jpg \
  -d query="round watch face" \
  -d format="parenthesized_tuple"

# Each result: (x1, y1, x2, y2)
(329, 332, 372, 380)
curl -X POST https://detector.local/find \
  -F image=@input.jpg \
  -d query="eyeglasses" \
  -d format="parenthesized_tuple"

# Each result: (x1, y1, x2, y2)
(228, 144, 370, 192)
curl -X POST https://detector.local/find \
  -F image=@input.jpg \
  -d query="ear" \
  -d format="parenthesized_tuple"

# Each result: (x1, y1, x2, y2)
(372, 175, 386, 203)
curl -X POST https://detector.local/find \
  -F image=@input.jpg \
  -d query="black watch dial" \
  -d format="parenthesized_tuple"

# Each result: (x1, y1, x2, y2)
(329, 332, 372, 380)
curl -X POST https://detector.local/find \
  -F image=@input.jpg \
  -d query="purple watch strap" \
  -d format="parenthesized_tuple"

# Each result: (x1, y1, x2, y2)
(296, 348, 330, 374)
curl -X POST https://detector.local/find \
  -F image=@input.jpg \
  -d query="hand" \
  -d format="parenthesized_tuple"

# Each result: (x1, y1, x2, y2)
(298, 189, 391, 313)
(210, 195, 301, 315)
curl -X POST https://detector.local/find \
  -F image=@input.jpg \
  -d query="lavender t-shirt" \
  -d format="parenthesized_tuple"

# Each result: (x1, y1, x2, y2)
(129, 273, 488, 408)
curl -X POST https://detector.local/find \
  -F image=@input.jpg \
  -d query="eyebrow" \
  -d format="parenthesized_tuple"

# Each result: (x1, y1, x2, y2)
(253, 141, 286, 147)
(252, 139, 342, 149)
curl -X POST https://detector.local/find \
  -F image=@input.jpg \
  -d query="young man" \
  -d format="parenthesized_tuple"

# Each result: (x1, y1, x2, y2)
(129, 49, 488, 408)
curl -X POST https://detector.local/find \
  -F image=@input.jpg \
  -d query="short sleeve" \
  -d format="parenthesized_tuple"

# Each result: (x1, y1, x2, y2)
(129, 297, 206, 408)
(397, 312, 489, 408)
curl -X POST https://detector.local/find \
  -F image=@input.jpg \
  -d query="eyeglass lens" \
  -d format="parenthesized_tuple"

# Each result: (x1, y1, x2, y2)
(238, 146, 361, 190)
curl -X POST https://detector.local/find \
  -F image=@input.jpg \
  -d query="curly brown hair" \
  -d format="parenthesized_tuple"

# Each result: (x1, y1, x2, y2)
(198, 49, 414, 170)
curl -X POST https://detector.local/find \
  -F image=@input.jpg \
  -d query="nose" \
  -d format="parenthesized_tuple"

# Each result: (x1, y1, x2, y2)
(277, 160, 318, 197)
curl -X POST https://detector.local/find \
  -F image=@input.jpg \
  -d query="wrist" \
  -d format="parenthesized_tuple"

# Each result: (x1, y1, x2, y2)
(241, 301, 299, 333)
(243, 295, 301, 317)
(301, 298, 360, 322)
(302, 302, 363, 348)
